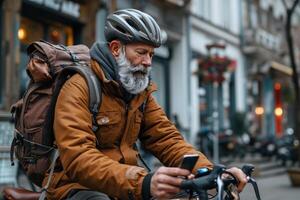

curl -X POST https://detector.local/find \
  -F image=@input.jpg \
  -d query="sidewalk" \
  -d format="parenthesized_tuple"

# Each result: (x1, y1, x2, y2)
(240, 172, 299, 200)
(222, 154, 286, 178)
(221, 154, 300, 199)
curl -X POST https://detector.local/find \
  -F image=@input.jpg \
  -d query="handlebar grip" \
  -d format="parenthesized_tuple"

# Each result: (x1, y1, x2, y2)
(180, 179, 193, 190)
(181, 164, 226, 191)
(242, 164, 255, 177)
(180, 176, 217, 191)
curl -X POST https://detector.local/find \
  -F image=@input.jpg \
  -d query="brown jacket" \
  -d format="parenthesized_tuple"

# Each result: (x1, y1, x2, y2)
(45, 60, 213, 199)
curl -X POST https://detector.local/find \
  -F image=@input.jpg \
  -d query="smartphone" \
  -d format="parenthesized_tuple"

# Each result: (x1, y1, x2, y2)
(179, 154, 199, 171)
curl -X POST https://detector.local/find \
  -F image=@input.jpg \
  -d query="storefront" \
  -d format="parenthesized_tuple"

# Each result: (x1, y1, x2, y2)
(250, 61, 293, 137)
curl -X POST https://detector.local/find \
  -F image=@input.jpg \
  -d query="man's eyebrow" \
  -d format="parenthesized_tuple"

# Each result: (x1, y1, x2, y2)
(135, 48, 148, 51)
(136, 48, 154, 54)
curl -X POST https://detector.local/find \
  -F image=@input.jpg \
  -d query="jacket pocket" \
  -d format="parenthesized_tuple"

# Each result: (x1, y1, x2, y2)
(96, 111, 122, 148)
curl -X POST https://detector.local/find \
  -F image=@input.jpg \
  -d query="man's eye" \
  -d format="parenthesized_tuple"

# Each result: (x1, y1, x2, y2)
(136, 50, 154, 58)
(136, 51, 145, 55)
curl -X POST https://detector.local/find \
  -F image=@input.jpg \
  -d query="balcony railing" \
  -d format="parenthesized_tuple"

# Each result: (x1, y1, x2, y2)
(243, 28, 282, 52)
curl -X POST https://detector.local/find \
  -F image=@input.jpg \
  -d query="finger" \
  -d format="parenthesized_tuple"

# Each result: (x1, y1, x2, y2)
(156, 182, 181, 194)
(237, 177, 248, 192)
(187, 174, 195, 179)
(151, 179, 181, 200)
(226, 167, 248, 192)
(155, 190, 179, 200)
(156, 173, 185, 187)
(156, 166, 191, 177)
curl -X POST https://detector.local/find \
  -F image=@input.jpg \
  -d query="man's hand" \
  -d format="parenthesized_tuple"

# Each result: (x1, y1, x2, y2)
(226, 167, 248, 192)
(150, 166, 191, 199)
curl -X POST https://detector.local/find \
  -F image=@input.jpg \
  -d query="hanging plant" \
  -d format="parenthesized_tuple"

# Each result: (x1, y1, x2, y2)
(196, 55, 236, 84)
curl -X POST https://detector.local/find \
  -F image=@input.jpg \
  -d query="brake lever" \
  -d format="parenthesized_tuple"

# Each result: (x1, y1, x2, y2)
(242, 164, 261, 200)
(242, 164, 255, 176)
(248, 177, 261, 200)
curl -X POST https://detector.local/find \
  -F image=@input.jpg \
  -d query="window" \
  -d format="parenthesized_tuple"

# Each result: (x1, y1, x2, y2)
(19, 17, 74, 46)
(250, 4, 258, 28)
(19, 17, 44, 45)
(47, 24, 74, 45)
(198, 0, 211, 20)
(221, 0, 230, 29)
(151, 60, 167, 111)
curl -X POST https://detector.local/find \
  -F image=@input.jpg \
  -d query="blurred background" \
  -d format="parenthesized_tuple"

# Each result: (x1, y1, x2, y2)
(0, 0, 300, 199)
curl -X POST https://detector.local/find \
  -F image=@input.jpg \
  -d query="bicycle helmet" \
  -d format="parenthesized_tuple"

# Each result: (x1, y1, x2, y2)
(105, 9, 163, 47)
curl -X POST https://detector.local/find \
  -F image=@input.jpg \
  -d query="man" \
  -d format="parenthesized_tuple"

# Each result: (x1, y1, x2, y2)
(47, 9, 247, 200)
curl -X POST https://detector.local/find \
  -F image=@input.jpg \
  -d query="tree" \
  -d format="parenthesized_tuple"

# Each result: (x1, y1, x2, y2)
(282, 0, 300, 161)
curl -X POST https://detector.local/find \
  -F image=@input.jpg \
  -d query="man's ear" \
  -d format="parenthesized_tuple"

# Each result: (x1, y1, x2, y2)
(109, 40, 122, 57)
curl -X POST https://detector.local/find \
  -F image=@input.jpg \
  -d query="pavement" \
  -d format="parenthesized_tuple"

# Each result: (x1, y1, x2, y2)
(222, 154, 287, 178)
(222, 154, 300, 200)
(240, 172, 299, 200)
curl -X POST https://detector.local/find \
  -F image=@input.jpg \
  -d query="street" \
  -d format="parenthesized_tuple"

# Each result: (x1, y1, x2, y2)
(240, 172, 299, 200)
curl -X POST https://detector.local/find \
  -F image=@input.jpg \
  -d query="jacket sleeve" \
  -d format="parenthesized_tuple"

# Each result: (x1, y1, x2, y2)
(140, 94, 213, 172)
(54, 74, 147, 200)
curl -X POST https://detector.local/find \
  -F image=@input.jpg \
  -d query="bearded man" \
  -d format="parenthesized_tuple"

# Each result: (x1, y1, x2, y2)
(47, 9, 247, 200)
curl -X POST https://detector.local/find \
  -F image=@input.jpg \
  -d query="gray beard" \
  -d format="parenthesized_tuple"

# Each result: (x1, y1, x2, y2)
(116, 49, 151, 94)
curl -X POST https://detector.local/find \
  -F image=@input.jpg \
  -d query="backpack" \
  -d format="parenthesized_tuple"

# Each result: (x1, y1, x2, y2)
(10, 40, 102, 187)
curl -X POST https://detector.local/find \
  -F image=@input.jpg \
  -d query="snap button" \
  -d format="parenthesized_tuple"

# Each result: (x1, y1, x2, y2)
(98, 116, 110, 125)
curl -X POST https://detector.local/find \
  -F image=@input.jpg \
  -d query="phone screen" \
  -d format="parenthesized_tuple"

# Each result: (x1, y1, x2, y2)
(179, 154, 199, 171)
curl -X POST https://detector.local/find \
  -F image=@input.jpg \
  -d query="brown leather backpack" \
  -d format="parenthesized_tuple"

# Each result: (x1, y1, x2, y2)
(10, 40, 101, 187)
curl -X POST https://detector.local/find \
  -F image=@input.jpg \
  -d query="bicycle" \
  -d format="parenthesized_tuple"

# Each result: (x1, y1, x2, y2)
(2, 164, 261, 200)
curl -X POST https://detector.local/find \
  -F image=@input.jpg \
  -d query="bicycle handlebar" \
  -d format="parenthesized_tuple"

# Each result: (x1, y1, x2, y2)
(180, 164, 261, 200)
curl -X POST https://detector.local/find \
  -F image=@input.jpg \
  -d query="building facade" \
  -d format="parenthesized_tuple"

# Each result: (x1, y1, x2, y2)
(188, 0, 246, 152)
(242, 0, 296, 138)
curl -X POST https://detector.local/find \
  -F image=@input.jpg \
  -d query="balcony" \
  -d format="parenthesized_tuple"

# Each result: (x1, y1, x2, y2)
(243, 28, 282, 54)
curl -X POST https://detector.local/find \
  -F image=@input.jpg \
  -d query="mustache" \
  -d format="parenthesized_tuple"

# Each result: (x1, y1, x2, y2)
(128, 65, 151, 75)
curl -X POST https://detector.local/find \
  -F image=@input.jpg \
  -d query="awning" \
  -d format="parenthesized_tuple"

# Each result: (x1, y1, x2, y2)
(260, 61, 293, 76)
(270, 61, 293, 76)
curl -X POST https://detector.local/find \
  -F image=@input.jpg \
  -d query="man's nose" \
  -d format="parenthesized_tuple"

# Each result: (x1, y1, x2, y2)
(142, 55, 152, 67)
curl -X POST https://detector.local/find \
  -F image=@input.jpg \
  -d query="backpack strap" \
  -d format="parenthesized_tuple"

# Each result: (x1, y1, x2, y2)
(39, 149, 59, 200)
(43, 65, 101, 147)
(57, 66, 102, 132)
